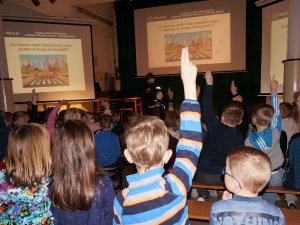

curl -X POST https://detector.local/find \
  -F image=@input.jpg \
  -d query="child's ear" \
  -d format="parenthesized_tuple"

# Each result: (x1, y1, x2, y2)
(124, 149, 134, 164)
(163, 149, 173, 164)
(238, 120, 242, 125)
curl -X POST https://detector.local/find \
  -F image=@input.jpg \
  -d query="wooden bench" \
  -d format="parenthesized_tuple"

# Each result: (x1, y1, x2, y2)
(188, 199, 300, 225)
(192, 180, 300, 195)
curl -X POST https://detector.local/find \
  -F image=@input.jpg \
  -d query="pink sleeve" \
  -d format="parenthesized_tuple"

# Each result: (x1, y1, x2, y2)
(47, 103, 62, 143)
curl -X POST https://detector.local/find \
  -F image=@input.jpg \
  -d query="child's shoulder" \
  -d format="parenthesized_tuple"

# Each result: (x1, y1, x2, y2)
(212, 196, 282, 215)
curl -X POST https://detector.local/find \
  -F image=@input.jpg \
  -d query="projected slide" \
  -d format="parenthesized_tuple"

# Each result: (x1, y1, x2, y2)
(261, 0, 288, 93)
(5, 37, 85, 94)
(134, 0, 246, 76)
(147, 13, 229, 69)
(270, 17, 288, 89)
(165, 31, 212, 62)
(20, 55, 69, 88)
(3, 20, 95, 102)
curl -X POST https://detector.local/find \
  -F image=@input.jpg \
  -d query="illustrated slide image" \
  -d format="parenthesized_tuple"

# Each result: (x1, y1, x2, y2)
(20, 55, 69, 88)
(164, 31, 212, 62)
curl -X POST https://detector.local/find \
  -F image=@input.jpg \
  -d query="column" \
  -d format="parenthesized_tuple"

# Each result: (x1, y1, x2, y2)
(283, 0, 300, 102)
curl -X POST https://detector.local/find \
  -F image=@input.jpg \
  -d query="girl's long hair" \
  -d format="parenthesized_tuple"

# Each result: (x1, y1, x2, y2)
(6, 123, 52, 187)
(51, 120, 104, 211)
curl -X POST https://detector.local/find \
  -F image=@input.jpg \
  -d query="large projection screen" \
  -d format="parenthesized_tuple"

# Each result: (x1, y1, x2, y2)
(261, 0, 288, 94)
(134, 0, 246, 76)
(3, 19, 95, 102)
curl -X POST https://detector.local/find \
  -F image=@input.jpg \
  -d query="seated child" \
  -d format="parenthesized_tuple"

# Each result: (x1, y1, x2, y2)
(280, 102, 298, 143)
(210, 146, 285, 224)
(194, 71, 244, 200)
(95, 114, 122, 167)
(0, 124, 53, 224)
(245, 78, 284, 204)
(50, 120, 114, 225)
(113, 47, 202, 224)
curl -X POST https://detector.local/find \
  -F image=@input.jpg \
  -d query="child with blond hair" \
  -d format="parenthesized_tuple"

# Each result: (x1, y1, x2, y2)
(210, 146, 285, 225)
(113, 47, 202, 224)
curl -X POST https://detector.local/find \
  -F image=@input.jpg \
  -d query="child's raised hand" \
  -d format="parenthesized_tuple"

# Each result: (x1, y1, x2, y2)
(32, 89, 38, 104)
(230, 80, 238, 95)
(181, 47, 197, 100)
(167, 88, 174, 100)
(270, 75, 278, 93)
(101, 100, 110, 110)
(204, 71, 213, 85)
(181, 47, 197, 86)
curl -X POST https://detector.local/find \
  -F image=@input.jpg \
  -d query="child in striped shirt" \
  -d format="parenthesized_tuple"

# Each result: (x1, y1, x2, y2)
(113, 47, 203, 224)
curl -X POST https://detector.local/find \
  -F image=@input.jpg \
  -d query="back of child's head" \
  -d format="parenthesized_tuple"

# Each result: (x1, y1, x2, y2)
(221, 102, 244, 126)
(292, 91, 300, 123)
(99, 114, 113, 130)
(164, 111, 178, 130)
(64, 108, 87, 123)
(252, 103, 274, 126)
(6, 123, 52, 187)
(52, 120, 101, 211)
(125, 115, 169, 170)
(12, 111, 29, 127)
(227, 146, 271, 194)
(126, 112, 140, 128)
(280, 102, 293, 119)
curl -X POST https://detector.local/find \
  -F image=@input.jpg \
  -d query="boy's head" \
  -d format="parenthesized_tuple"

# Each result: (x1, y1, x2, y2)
(225, 146, 271, 195)
(124, 115, 171, 171)
(252, 103, 274, 127)
(64, 108, 87, 123)
(164, 111, 178, 130)
(221, 102, 244, 127)
(280, 102, 292, 119)
(12, 111, 29, 127)
(100, 114, 113, 130)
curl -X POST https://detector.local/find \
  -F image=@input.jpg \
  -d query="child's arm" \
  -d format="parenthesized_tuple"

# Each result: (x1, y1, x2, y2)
(270, 77, 282, 132)
(166, 47, 202, 196)
(29, 89, 38, 123)
(202, 71, 220, 129)
(46, 100, 65, 142)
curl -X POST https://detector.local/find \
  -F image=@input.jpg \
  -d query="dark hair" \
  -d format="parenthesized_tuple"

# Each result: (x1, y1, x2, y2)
(252, 103, 274, 126)
(12, 111, 29, 127)
(280, 102, 293, 118)
(164, 111, 177, 129)
(100, 114, 113, 129)
(222, 102, 244, 126)
(146, 72, 154, 80)
(51, 120, 104, 211)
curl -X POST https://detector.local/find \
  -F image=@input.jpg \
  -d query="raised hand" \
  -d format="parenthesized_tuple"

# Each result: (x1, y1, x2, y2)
(230, 80, 238, 95)
(32, 89, 38, 105)
(270, 75, 278, 93)
(204, 71, 213, 85)
(167, 88, 174, 100)
(181, 47, 197, 100)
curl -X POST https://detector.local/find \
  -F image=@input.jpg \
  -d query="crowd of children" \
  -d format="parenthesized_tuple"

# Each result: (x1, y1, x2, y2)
(0, 47, 299, 224)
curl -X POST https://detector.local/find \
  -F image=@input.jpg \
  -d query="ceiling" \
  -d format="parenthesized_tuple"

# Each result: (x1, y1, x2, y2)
(57, 0, 115, 6)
